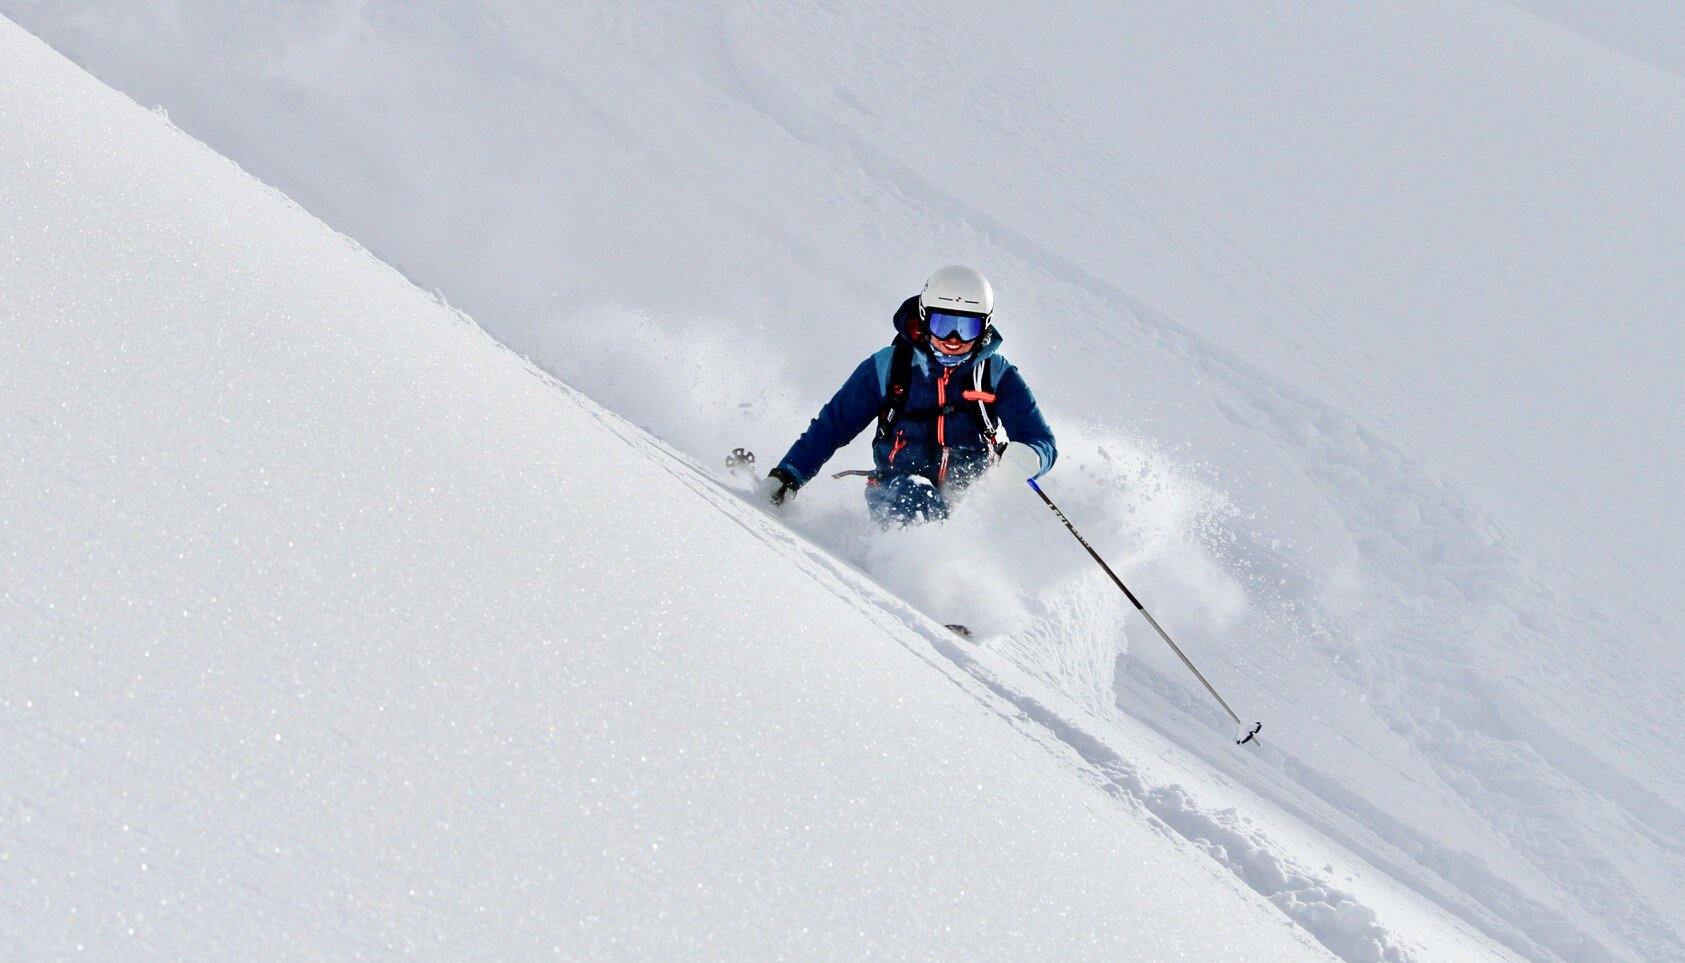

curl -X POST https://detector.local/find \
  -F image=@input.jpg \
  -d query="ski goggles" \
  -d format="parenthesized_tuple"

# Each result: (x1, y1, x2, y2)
(925, 309, 988, 342)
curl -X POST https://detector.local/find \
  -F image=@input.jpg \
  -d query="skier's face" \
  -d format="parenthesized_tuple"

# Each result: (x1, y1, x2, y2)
(925, 308, 984, 357)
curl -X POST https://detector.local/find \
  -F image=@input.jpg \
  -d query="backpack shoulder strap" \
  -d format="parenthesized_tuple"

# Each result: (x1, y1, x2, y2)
(875, 337, 916, 444)
(966, 356, 1001, 448)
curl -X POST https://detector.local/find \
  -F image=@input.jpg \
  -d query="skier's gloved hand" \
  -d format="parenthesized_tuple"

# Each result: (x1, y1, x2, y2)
(756, 467, 800, 506)
(997, 441, 1043, 481)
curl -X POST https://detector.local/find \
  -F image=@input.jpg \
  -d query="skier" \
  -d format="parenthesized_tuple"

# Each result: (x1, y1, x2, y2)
(756, 265, 1056, 525)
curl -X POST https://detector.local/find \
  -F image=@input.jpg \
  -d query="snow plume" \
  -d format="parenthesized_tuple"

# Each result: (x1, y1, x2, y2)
(546, 309, 1256, 720)
(533, 303, 813, 465)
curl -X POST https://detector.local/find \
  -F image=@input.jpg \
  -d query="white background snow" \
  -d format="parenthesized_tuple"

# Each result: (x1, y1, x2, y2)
(3, 2, 1682, 960)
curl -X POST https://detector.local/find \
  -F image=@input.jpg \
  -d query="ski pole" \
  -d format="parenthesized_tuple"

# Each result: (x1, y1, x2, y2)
(1026, 477, 1262, 746)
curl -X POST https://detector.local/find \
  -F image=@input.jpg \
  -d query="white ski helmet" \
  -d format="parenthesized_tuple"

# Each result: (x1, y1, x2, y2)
(919, 265, 994, 320)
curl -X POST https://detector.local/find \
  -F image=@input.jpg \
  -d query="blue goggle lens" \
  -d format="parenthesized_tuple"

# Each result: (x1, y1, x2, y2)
(926, 310, 986, 341)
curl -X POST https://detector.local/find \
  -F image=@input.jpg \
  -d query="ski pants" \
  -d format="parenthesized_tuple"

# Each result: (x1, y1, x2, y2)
(864, 472, 951, 526)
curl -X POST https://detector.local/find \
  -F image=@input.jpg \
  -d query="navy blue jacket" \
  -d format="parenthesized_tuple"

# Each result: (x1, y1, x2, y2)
(775, 328, 1056, 491)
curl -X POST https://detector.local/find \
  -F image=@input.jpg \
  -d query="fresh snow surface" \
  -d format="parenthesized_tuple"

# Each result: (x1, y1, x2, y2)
(0, 22, 1334, 961)
(4, 3, 1684, 962)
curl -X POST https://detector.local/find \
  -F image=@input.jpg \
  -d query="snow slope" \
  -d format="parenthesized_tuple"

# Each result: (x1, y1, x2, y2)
(0, 20, 1344, 960)
(5, 2, 1683, 961)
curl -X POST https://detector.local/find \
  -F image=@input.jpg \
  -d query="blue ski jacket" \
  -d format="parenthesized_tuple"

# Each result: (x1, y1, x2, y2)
(774, 328, 1056, 492)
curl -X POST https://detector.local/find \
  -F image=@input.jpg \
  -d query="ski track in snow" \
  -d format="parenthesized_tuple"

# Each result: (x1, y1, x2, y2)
(930, 651, 1430, 963)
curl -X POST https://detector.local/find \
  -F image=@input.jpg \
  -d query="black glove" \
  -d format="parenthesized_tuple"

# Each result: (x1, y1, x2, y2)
(755, 467, 800, 506)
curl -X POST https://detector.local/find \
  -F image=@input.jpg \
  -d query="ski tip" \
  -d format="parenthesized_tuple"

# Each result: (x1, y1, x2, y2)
(944, 624, 973, 638)
(1236, 721, 1263, 746)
